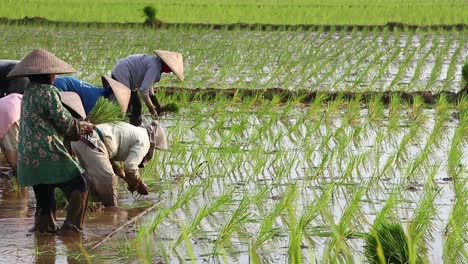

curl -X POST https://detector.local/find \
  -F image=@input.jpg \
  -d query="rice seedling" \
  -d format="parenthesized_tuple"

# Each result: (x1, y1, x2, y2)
(443, 179, 468, 263)
(214, 194, 252, 253)
(86, 97, 126, 124)
(406, 166, 440, 262)
(172, 189, 234, 249)
(364, 220, 414, 264)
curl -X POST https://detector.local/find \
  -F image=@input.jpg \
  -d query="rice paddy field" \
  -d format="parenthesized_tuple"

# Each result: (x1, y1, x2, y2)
(1, 0, 467, 25)
(0, 3, 468, 263)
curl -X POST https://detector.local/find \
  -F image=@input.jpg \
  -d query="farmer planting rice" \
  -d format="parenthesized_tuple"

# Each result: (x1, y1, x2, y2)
(71, 120, 167, 207)
(0, 93, 22, 176)
(8, 48, 95, 233)
(0, 60, 29, 97)
(54, 76, 130, 115)
(111, 50, 184, 125)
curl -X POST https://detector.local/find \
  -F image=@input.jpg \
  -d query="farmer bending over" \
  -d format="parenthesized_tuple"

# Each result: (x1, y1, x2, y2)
(71, 121, 167, 207)
(54, 76, 130, 115)
(111, 50, 184, 125)
(0, 60, 29, 97)
(0, 93, 22, 176)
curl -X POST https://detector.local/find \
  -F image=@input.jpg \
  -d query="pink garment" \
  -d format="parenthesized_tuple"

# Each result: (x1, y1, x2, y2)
(0, 93, 22, 138)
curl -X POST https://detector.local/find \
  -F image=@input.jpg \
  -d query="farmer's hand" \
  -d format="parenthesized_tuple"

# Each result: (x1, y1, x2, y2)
(124, 172, 149, 196)
(78, 121, 95, 136)
(150, 107, 159, 119)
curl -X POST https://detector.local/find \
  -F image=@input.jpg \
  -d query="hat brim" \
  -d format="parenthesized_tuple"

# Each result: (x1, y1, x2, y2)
(7, 49, 76, 79)
(101, 76, 130, 113)
(153, 50, 184, 82)
(60, 91, 86, 119)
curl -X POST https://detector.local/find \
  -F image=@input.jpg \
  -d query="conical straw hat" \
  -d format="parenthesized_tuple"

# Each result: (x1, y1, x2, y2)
(101, 76, 131, 113)
(7, 48, 76, 78)
(154, 123, 167, 150)
(60, 91, 86, 119)
(153, 50, 184, 81)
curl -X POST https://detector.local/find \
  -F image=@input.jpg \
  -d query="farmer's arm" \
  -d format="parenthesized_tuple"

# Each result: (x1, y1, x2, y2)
(141, 89, 157, 116)
(122, 138, 150, 194)
(140, 59, 161, 117)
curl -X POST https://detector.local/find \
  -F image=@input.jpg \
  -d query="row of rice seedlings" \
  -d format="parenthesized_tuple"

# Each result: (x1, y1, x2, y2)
(2, 24, 466, 93)
(119, 90, 464, 262)
(388, 30, 417, 88)
(426, 32, 454, 90)
(443, 176, 468, 263)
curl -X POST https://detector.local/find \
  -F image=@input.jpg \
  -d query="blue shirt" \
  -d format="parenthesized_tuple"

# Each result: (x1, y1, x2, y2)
(54, 77, 111, 114)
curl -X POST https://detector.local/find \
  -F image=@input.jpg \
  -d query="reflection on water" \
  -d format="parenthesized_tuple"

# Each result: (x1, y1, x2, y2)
(0, 178, 152, 263)
(34, 232, 89, 264)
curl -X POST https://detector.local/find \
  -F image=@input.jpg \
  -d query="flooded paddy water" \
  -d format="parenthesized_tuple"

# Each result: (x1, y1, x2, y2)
(3, 97, 466, 263)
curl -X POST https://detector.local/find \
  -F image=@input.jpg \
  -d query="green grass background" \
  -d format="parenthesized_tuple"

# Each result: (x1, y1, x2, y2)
(1, 0, 466, 25)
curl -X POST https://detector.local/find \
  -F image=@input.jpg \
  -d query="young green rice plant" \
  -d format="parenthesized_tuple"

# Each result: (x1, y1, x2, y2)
(367, 153, 397, 192)
(407, 166, 439, 263)
(176, 221, 195, 264)
(443, 178, 468, 263)
(426, 32, 453, 89)
(447, 122, 464, 180)
(215, 194, 252, 253)
(441, 33, 464, 91)
(86, 97, 125, 124)
(364, 219, 414, 264)
(411, 35, 440, 88)
(394, 121, 420, 166)
(462, 60, 468, 89)
(370, 30, 402, 91)
(388, 30, 416, 89)
(172, 189, 234, 249)
(319, 194, 354, 263)
(250, 185, 294, 263)
(366, 94, 385, 125)
(387, 94, 404, 135)
(284, 184, 303, 264)
(160, 102, 180, 114)
(136, 185, 200, 246)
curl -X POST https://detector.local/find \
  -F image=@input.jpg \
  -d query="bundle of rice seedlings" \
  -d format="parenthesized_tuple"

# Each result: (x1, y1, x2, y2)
(160, 102, 180, 114)
(86, 97, 126, 124)
(462, 62, 468, 83)
(364, 220, 418, 264)
(462, 62, 468, 89)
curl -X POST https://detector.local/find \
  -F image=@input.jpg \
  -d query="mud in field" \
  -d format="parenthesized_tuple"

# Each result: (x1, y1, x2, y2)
(0, 162, 157, 263)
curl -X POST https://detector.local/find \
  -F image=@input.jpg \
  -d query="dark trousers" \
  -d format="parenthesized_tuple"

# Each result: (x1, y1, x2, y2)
(32, 174, 88, 232)
(128, 91, 162, 126)
(110, 75, 162, 126)
(129, 90, 143, 126)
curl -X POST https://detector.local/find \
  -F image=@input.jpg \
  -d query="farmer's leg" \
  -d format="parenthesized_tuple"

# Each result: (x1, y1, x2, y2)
(71, 140, 118, 207)
(129, 90, 142, 126)
(57, 173, 88, 232)
(32, 184, 59, 233)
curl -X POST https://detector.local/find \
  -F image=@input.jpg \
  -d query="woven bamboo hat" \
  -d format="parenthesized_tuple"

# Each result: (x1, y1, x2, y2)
(7, 48, 76, 78)
(60, 91, 86, 119)
(101, 76, 131, 113)
(153, 50, 184, 81)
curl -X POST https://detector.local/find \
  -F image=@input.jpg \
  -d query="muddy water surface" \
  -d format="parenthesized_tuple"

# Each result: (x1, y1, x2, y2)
(0, 165, 156, 263)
